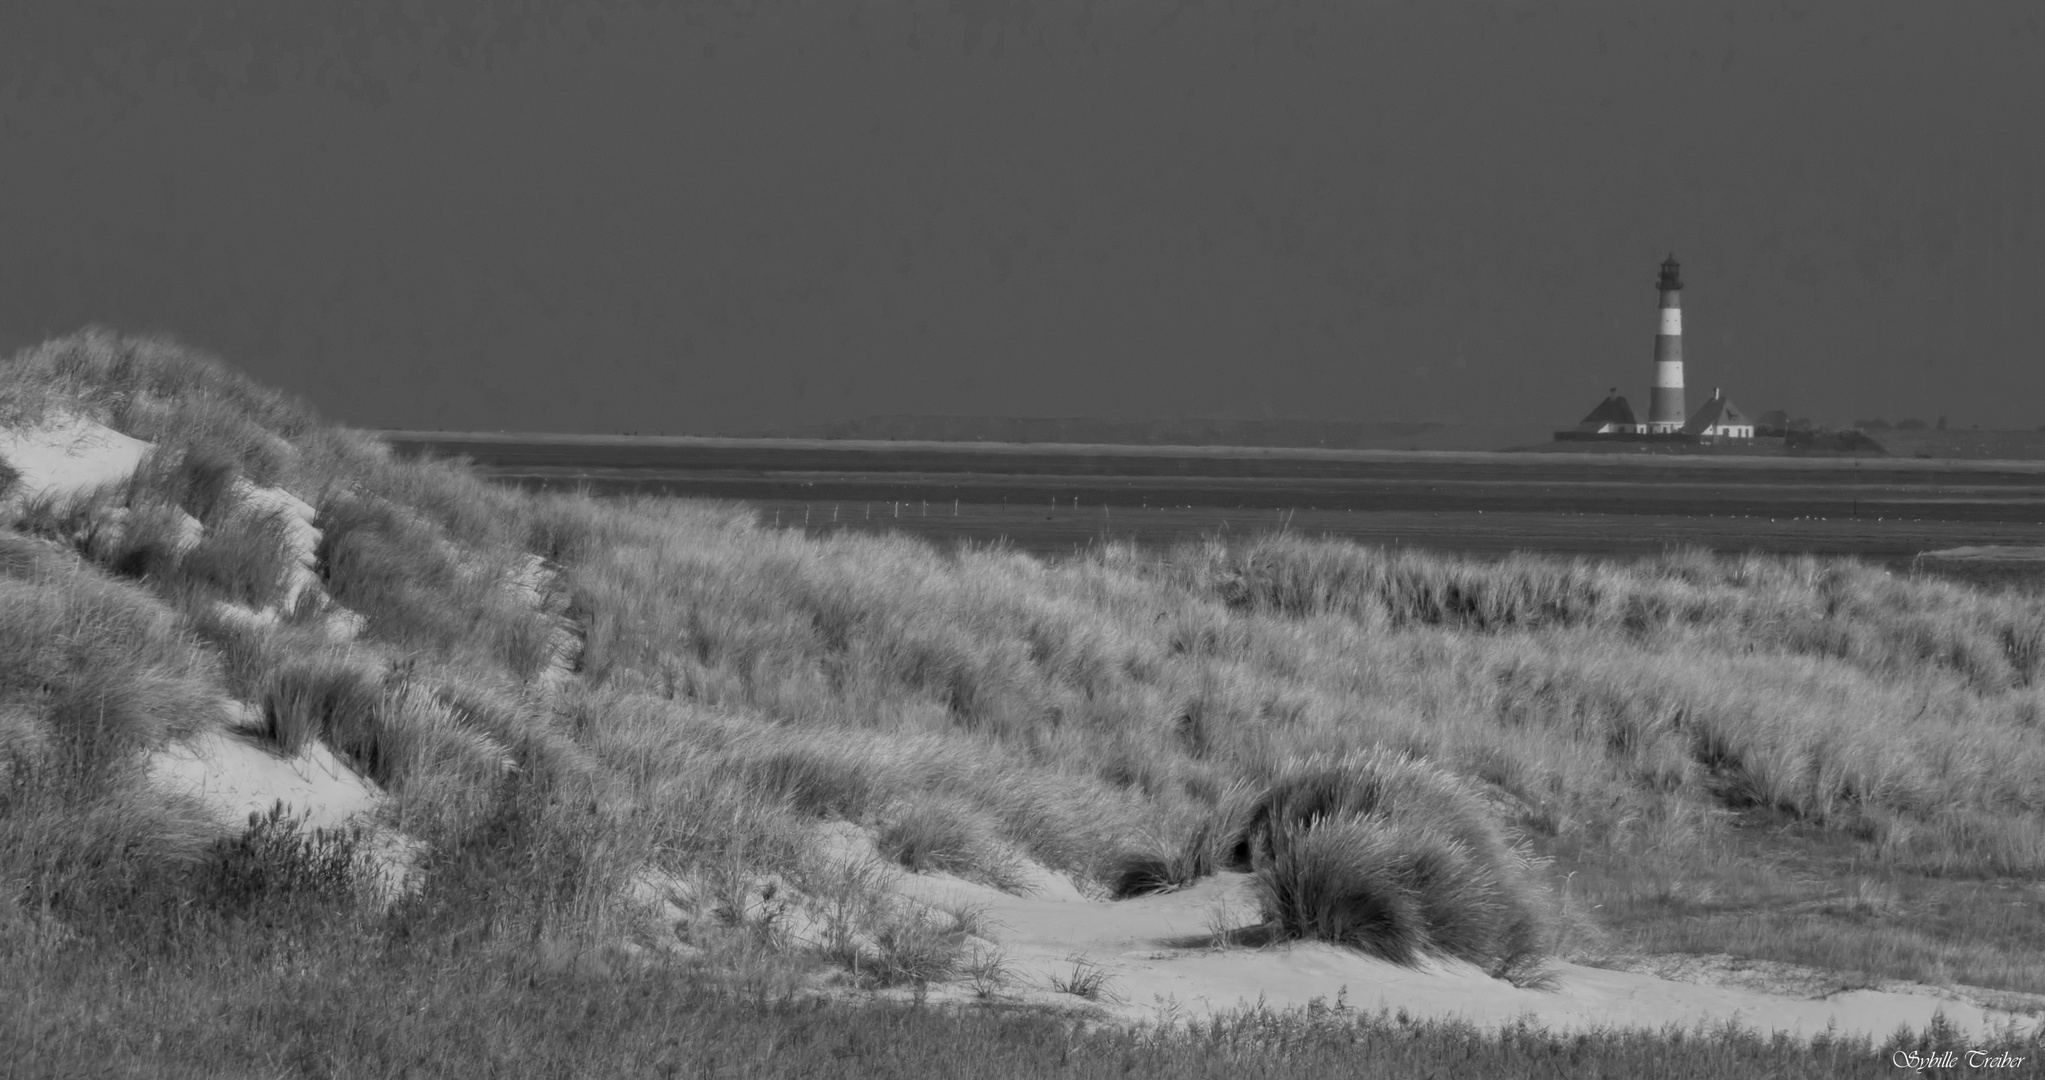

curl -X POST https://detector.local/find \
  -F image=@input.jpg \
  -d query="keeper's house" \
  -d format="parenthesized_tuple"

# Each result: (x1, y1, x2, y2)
(1681, 390, 1754, 442)
(1572, 391, 1638, 435)
(1554, 387, 1756, 444)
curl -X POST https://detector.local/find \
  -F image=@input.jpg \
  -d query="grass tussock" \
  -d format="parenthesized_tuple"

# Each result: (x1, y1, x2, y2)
(258, 652, 384, 759)
(0, 565, 224, 784)
(175, 496, 302, 609)
(1227, 751, 1555, 976)
(875, 791, 1028, 890)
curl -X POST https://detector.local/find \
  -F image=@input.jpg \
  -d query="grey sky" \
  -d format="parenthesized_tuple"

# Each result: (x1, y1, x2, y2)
(2, 1, 2040, 433)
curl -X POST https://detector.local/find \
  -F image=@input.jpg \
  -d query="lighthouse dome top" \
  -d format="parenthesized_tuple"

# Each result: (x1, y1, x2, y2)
(1657, 254, 1683, 291)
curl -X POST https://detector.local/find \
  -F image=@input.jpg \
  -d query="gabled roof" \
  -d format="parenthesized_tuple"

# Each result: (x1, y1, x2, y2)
(1683, 392, 1751, 433)
(1577, 393, 1637, 431)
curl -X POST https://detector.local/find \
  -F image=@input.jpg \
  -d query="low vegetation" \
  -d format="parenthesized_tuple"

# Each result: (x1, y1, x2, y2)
(5, 328, 2044, 1074)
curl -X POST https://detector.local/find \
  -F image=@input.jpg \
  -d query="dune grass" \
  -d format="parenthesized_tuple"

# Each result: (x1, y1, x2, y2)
(5, 328, 2045, 1073)
(15, 917, 2023, 1080)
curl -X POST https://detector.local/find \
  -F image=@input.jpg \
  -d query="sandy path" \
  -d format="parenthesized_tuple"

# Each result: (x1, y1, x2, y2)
(877, 853, 2037, 1040)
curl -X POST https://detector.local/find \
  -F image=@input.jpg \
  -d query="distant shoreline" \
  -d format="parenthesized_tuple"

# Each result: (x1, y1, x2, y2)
(371, 428, 2045, 474)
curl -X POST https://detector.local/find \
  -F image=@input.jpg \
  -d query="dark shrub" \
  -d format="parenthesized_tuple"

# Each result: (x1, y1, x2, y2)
(205, 801, 364, 912)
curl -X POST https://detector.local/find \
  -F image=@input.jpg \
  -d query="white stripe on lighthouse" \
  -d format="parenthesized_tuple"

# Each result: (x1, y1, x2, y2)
(1659, 307, 1682, 335)
(1655, 360, 1684, 388)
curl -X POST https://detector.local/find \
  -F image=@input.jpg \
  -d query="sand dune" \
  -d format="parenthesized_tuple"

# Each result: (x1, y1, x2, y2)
(3, 413, 409, 890)
(9, 409, 2040, 1046)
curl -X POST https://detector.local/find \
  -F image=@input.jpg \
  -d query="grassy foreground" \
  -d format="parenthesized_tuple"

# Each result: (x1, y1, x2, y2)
(11, 932, 1988, 1079)
(5, 329, 2045, 1075)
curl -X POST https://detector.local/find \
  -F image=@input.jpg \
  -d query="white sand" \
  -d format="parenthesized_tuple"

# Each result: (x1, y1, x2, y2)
(0, 413, 152, 505)
(799, 825, 2041, 1041)
(146, 718, 385, 832)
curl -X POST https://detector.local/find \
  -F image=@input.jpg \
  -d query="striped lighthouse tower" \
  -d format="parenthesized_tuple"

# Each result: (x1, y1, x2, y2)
(1645, 254, 1686, 433)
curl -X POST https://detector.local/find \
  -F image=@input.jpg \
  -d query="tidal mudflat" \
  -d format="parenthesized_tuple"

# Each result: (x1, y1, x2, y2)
(382, 431, 2045, 585)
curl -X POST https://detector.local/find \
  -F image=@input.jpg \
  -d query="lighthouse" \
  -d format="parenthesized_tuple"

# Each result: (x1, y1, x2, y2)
(1554, 254, 1752, 445)
(1645, 254, 1686, 433)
